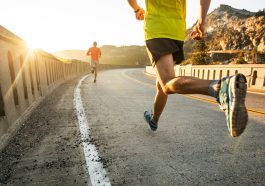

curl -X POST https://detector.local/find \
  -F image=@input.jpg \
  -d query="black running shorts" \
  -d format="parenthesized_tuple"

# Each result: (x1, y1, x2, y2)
(145, 38, 184, 67)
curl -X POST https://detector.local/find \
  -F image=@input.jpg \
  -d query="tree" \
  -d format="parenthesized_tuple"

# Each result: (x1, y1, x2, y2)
(190, 40, 209, 65)
(251, 47, 258, 64)
(235, 52, 247, 64)
(255, 10, 265, 17)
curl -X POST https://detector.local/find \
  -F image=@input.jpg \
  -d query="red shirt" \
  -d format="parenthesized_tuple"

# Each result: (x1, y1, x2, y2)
(87, 47, 101, 61)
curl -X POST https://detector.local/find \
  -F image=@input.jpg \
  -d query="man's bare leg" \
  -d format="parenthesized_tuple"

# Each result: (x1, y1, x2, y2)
(155, 54, 212, 95)
(152, 53, 217, 123)
(94, 65, 97, 83)
(152, 79, 168, 123)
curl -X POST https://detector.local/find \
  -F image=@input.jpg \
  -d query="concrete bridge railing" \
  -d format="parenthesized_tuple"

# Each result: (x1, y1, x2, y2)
(146, 64, 265, 92)
(0, 34, 89, 149)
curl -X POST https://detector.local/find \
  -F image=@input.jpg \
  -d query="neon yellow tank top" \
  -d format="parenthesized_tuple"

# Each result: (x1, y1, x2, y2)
(144, 0, 186, 41)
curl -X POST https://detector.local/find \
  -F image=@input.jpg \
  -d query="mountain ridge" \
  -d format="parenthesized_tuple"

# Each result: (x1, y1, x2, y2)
(185, 4, 265, 55)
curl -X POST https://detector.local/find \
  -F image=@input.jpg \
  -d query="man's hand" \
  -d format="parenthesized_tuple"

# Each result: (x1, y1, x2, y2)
(191, 0, 211, 40)
(135, 8, 145, 20)
(127, 0, 144, 21)
(190, 22, 205, 40)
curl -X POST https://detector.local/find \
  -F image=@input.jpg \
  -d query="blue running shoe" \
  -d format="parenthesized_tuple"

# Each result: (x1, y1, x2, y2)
(144, 111, 158, 131)
(217, 73, 248, 137)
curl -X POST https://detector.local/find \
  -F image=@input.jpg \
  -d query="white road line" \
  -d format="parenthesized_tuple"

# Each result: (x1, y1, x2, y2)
(74, 75, 111, 186)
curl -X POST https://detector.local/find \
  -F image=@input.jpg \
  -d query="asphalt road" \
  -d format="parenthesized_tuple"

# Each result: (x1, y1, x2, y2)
(1, 68, 265, 186)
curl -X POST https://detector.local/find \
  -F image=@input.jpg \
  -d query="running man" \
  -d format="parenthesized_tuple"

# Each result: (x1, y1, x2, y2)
(127, 0, 248, 137)
(87, 41, 102, 83)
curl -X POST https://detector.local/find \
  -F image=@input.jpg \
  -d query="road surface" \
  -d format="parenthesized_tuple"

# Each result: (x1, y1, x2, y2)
(0, 68, 265, 186)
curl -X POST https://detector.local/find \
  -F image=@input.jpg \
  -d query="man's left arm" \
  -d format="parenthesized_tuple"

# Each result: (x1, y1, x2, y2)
(99, 49, 102, 58)
(191, 0, 211, 40)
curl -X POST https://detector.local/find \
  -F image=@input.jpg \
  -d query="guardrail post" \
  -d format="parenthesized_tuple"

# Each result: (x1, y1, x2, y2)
(0, 49, 19, 125)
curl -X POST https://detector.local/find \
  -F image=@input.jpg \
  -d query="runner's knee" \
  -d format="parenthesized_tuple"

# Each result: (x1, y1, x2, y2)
(156, 78, 173, 95)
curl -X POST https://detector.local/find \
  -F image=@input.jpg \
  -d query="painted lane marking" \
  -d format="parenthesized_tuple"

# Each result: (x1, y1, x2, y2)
(74, 75, 111, 186)
(123, 70, 265, 117)
(121, 71, 154, 88)
(184, 95, 265, 116)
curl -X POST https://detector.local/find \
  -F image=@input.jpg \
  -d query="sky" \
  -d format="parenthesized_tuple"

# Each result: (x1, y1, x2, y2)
(0, 0, 264, 52)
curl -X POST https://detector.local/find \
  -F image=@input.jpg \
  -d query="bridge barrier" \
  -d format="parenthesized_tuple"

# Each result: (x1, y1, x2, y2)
(98, 64, 145, 70)
(0, 34, 89, 149)
(146, 64, 265, 92)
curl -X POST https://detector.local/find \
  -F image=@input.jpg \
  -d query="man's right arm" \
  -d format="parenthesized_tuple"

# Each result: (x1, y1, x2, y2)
(198, 0, 211, 28)
(127, 0, 145, 20)
(99, 49, 102, 58)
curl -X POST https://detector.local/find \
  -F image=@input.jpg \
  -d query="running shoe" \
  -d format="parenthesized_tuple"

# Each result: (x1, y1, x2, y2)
(217, 73, 248, 137)
(144, 111, 158, 131)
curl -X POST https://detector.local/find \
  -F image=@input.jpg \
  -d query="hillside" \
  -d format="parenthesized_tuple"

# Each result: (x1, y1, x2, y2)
(100, 45, 149, 66)
(54, 50, 89, 62)
(184, 5, 265, 54)
(54, 45, 149, 66)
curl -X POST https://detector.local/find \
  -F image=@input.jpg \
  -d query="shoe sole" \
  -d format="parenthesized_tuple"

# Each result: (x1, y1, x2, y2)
(229, 74, 248, 137)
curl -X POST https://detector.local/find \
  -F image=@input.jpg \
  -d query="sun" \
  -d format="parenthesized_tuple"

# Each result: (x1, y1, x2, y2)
(26, 39, 39, 51)
(25, 36, 56, 52)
